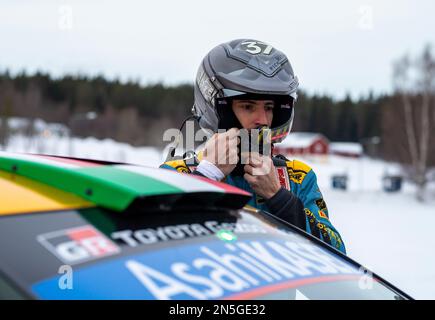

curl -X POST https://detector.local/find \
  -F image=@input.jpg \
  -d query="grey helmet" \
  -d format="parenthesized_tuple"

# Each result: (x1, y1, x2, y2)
(192, 39, 299, 143)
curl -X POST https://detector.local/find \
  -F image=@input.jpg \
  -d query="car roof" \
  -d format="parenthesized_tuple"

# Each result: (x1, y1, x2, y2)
(0, 152, 251, 216)
(0, 152, 413, 300)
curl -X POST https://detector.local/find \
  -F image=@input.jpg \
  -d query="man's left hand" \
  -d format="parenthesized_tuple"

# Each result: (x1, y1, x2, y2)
(243, 152, 281, 200)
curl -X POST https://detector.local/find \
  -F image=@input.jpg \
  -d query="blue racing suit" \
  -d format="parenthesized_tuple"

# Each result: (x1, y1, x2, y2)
(160, 153, 346, 254)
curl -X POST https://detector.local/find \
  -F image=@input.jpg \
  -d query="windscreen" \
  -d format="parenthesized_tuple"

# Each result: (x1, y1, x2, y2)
(0, 207, 404, 300)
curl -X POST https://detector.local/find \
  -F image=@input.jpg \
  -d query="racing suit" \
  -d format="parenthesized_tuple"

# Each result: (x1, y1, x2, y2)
(160, 153, 346, 254)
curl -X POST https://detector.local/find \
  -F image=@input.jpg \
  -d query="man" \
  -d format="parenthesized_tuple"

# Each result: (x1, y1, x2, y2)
(161, 39, 345, 253)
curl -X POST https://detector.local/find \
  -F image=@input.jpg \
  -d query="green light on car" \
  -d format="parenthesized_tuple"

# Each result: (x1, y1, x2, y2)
(216, 230, 237, 242)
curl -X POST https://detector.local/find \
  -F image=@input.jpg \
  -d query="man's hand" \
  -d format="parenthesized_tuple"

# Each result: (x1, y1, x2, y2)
(202, 128, 239, 176)
(243, 152, 281, 199)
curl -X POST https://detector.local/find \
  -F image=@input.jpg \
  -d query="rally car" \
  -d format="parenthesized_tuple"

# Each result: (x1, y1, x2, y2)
(0, 151, 411, 300)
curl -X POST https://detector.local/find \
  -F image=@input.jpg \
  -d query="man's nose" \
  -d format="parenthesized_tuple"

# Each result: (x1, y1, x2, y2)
(254, 108, 269, 126)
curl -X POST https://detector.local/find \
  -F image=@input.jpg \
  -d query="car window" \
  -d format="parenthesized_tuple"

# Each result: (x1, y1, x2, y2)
(0, 207, 406, 300)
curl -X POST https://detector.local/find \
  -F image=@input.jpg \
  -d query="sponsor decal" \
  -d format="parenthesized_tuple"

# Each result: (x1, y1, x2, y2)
(315, 199, 327, 211)
(316, 223, 332, 245)
(318, 210, 328, 220)
(286, 168, 306, 184)
(276, 167, 290, 190)
(111, 221, 267, 247)
(175, 165, 190, 173)
(304, 208, 314, 219)
(32, 238, 361, 300)
(37, 226, 120, 265)
(304, 208, 320, 238)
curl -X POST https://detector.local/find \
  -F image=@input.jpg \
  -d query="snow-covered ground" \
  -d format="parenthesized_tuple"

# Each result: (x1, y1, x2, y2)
(2, 118, 164, 166)
(3, 133, 163, 168)
(2, 128, 435, 299)
(330, 189, 435, 299)
(296, 155, 435, 300)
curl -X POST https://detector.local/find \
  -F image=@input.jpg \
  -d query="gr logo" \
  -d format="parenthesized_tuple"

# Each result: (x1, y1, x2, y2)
(37, 226, 120, 265)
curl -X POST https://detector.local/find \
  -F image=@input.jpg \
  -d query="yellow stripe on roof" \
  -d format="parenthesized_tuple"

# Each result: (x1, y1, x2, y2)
(0, 170, 94, 216)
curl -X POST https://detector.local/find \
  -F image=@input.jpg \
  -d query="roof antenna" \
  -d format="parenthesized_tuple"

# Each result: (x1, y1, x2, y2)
(165, 115, 200, 161)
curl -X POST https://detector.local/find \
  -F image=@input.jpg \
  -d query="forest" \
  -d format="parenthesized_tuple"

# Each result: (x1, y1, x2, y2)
(0, 70, 434, 167)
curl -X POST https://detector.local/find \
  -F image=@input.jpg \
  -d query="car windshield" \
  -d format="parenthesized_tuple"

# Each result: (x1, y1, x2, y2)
(0, 206, 405, 300)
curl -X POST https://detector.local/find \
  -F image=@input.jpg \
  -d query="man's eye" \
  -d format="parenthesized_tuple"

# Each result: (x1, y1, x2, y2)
(265, 105, 274, 111)
(242, 104, 254, 111)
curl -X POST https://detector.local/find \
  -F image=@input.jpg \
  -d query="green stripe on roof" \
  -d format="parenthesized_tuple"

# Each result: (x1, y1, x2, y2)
(0, 157, 182, 211)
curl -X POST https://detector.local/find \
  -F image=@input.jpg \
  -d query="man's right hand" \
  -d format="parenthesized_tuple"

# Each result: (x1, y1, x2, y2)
(202, 128, 240, 176)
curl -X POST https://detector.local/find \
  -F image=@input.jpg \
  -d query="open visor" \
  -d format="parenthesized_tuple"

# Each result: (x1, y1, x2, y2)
(215, 90, 295, 143)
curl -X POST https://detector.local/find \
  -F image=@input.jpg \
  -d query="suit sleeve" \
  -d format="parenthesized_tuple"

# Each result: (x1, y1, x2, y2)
(265, 188, 306, 230)
(299, 170, 346, 254)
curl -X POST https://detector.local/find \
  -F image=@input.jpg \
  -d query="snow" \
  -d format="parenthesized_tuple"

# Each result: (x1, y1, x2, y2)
(1, 120, 435, 299)
(279, 132, 327, 148)
(296, 154, 435, 299)
(2, 134, 163, 168)
(330, 142, 363, 155)
(329, 190, 435, 299)
(7, 117, 69, 136)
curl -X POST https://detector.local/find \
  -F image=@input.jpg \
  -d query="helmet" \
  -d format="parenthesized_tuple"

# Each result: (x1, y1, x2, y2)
(192, 39, 299, 143)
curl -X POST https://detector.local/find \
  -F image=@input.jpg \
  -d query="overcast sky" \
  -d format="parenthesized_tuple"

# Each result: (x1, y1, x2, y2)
(1, 0, 434, 99)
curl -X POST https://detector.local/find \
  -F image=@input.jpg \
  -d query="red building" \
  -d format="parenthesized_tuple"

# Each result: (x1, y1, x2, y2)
(329, 142, 363, 158)
(274, 132, 329, 156)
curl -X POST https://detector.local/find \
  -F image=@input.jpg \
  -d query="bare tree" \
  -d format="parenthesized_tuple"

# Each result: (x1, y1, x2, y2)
(393, 44, 435, 201)
(0, 95, 14, 150)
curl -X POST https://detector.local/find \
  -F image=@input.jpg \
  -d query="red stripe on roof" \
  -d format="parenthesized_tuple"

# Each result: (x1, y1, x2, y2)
(224, 274, 364, 300)
(191, 175, 251, 197)
(36, 155, 101, 167)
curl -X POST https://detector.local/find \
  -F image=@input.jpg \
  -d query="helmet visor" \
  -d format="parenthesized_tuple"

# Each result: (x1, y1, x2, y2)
(215, 92, 294, 142)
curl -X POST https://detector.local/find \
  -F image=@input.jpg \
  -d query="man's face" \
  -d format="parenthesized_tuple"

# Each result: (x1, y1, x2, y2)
(231, 99, 274, 130)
